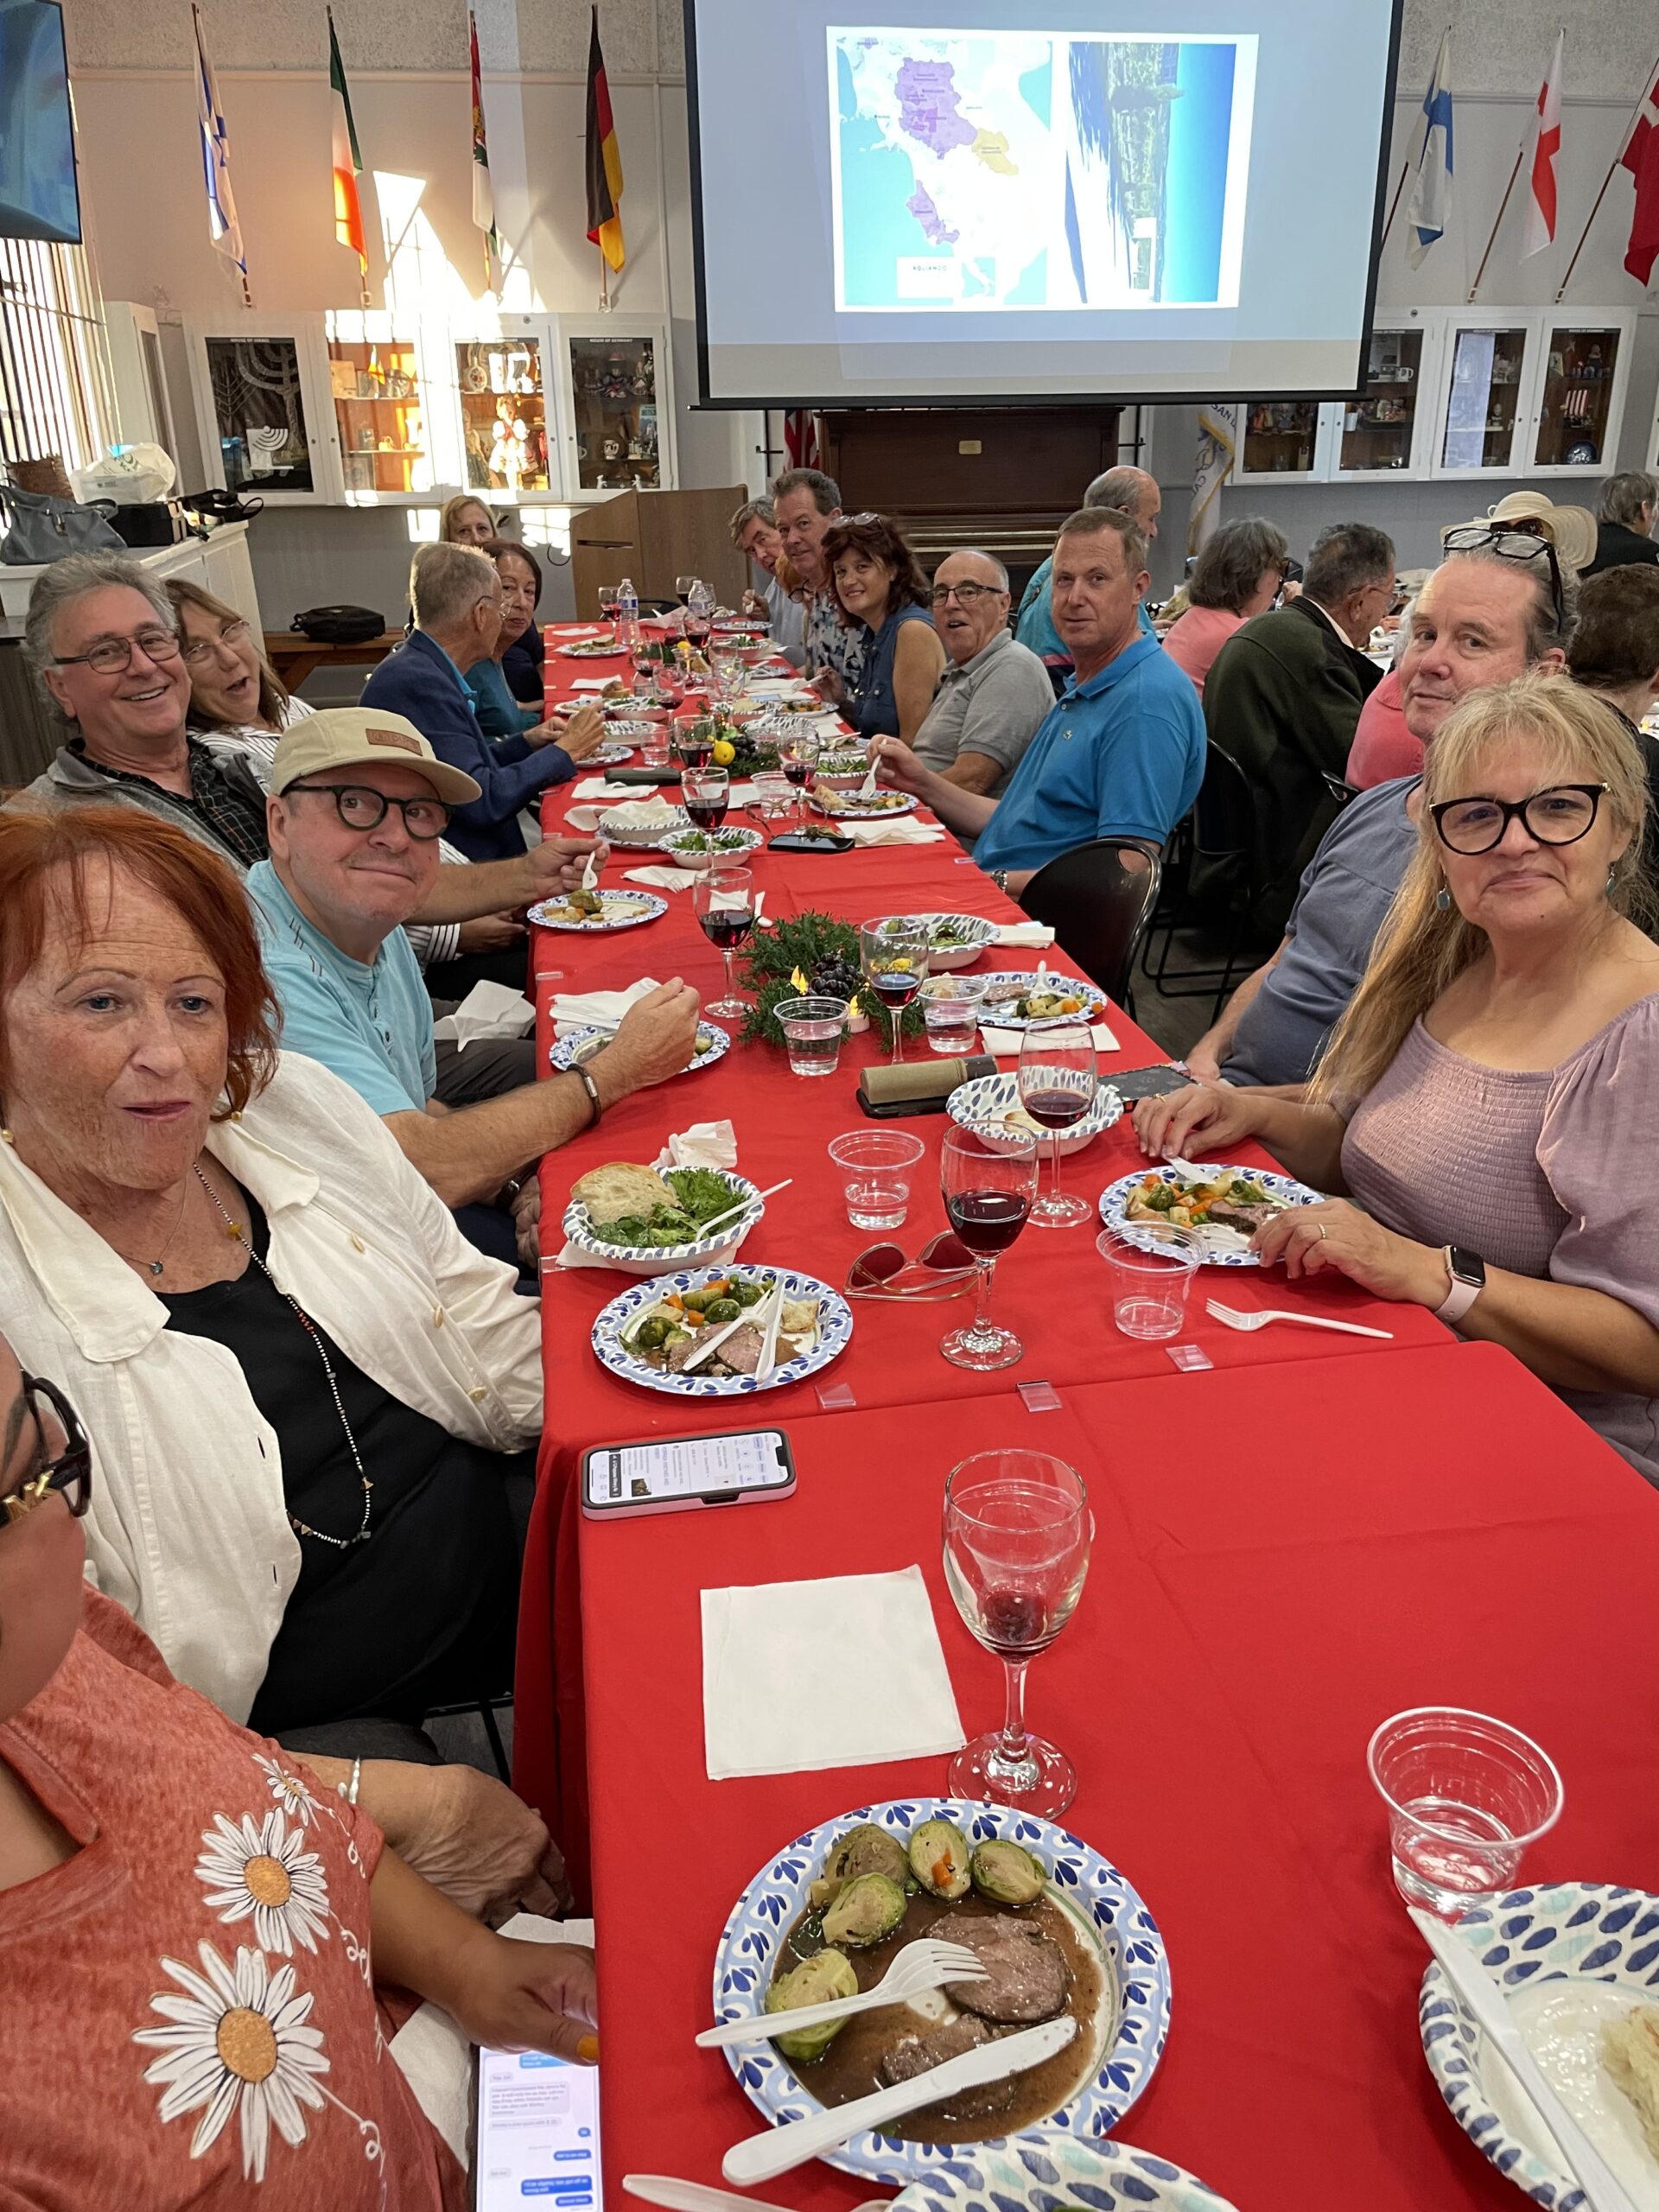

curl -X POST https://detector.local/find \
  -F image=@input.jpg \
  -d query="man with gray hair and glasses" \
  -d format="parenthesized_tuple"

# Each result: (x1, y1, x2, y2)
(729, 494, 805, 667)
(910, 550, 1054, 849)
(1586, 470, 1659, 580)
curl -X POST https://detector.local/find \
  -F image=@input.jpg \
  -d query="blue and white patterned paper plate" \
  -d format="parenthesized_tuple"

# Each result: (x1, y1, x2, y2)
(561, 1169, 764, 1275)
(710, 1796, 1170, 2184)
(976, 973, 1109, 1032)
(548, 1020, 729, 1078)
(810, 791, 920, 819)
(893, 2134, 1236, 2212)
(949, 1072, 1123, 1160)
(1420, 1881, 1659, 2208)
(527, 890, 667, 933)
(1096, 1164, 1321, 1268)
(592, 1262, 853, 1397)
(873, 912, 999, 971)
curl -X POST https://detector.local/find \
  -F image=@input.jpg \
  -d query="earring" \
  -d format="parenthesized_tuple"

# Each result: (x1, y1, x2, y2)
(0, 1128, 12, 1145)
(1608, 868, 1618, 895)
(1435, 887, 1452, 912)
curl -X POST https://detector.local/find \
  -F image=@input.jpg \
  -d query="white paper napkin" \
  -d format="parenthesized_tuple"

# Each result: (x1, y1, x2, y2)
(549, 976, 660, 1035)
(845, 817, 947, 847)
(653, 1118, 738, 1170)
(982, 1020, 1120, 1058)
(622, 865, 696, 893)
(995, 920, 1057, 949)
(702, 1567, 964, 1780)
(430, 979, 535, 1052)
(570, 675, 617, 691)
(574, 777, 645, 801)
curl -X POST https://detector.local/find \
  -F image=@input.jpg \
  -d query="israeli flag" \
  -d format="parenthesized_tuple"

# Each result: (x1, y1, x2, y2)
(192, 3, 245, 276)
(1405, 31, 1453, 268)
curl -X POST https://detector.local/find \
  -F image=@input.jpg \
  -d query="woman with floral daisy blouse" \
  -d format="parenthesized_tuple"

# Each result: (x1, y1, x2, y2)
(0, 1328, 597, 2207)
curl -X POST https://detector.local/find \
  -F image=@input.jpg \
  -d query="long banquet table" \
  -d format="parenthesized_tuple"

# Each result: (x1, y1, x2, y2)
(515, 626, 1449, 1902)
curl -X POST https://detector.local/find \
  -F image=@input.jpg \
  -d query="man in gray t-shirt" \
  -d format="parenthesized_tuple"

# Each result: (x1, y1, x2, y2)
(911, 550, 1055, 851)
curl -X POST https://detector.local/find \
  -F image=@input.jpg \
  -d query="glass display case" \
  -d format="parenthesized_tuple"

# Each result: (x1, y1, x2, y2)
(1438, 322, 1530, 475)
(1337, 327, 1429, 477)
(565, 332, 662, 493)
(203, 335, 318, 498)
(1236, 398, 1325, 480)
(455, 337, 552, 497)
(328, 333, 428, 499)
(1530, 323, 1623, 473)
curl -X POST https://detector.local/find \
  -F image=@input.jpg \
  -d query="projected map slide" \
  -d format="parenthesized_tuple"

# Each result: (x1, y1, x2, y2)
(830, 28, 1257, 313)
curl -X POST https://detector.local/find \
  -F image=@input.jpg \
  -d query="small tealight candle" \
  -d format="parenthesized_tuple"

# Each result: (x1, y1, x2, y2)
(845, 992, 870, 1034)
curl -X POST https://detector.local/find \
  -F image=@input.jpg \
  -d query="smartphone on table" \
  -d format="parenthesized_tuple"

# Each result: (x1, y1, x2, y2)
(473, 2044, 601, 2210)
(581, 1429, 796, 1521)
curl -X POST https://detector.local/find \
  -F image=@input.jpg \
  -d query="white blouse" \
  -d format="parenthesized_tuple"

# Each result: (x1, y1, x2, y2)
(0, 1052, 543, 1722)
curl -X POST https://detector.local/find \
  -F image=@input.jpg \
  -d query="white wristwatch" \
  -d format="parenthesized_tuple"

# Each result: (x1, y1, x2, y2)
(1435, 1245, 1486, 1325)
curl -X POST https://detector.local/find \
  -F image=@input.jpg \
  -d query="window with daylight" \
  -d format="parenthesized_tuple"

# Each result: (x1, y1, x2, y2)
(0, 235, 118, 480)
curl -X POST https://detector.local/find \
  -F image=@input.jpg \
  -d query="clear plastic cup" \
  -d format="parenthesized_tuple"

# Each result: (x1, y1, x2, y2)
(1096, 1228, 1199, 1340)
(920, 976, 989, 1056)
(1368, 1707, 1564, 1919)
(774, 996, 848, 1078)
(828, 1130, 925, 1230)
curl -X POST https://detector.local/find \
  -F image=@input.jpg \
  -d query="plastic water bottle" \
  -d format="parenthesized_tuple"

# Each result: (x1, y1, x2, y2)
(688, 577, 715, 645)
(616, 576, 639, 655)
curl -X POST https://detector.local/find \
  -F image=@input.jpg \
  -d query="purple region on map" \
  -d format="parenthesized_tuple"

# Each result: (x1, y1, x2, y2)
(894, 59, 976, 155)
(906, 181, 960, 245)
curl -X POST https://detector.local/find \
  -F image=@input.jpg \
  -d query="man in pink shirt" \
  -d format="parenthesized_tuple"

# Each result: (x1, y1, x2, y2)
(1346, 664, 1422, 788)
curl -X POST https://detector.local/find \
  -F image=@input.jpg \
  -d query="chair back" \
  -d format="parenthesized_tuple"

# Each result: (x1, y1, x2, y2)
(1020, 838, 1164, 1004)
(1321, 771, 1359, 811)
(1192, 742, 1253, 859)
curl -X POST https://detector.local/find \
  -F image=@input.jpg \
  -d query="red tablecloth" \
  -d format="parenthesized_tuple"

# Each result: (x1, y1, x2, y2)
(514, 628, 1450, 1900)
(577, 1341, 1659, 2209)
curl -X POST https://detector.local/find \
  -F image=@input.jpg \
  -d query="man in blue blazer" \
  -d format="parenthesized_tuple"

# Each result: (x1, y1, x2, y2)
(362, 542, 601, 861)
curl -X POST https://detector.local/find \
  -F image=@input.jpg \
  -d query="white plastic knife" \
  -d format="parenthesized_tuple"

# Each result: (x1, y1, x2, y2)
(721, 2016, 1077, 2185)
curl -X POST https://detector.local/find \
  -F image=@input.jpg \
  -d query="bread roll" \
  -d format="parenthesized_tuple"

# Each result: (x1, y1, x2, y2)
(570, 1162, 677, 1224)
(1602, 2002, 1659, 2158)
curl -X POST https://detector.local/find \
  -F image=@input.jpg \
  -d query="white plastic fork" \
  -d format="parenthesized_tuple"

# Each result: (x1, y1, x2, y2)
(695, 1936, 988, 2049)
(1206, 1299, 1393, 1340)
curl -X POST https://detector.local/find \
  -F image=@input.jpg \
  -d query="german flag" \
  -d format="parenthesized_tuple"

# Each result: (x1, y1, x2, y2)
(585, 6, 624, 273)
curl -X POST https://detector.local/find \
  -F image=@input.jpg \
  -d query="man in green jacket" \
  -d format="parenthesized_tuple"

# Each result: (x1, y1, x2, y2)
(1203, 521, 1395, 938)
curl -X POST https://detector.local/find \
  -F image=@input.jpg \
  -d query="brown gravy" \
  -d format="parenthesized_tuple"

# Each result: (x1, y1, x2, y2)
(771, 1890, 1106, 2145)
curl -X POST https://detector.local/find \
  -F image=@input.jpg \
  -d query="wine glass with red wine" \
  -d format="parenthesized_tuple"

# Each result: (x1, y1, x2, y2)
(676, 717, 716, 773)
(943, 1448, 1090, 1815)
(683, 766, 729, 830)
(1017, 1022, 1097, 1229)
(860, 918, 930, 1066)
(694, 866, 755, 1018)
(938, 1124, 1038, 1370)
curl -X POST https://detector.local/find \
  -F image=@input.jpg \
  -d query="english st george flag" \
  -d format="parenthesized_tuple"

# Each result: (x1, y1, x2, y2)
(585, 6, 625, 273)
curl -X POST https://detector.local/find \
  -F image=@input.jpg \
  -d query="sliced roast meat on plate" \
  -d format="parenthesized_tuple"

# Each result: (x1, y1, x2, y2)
(942, 1913, 1069, 2024)
(879, 2012, 1019, 2120)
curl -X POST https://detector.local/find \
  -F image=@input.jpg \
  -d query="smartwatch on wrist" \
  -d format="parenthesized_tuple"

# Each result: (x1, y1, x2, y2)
(1435, 1245, 1485, 1325)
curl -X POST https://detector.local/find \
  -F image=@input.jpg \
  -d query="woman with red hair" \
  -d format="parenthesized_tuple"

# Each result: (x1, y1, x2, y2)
(0, 805, 550, 1818)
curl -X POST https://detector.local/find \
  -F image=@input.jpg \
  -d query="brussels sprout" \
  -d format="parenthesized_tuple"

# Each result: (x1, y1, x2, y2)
(569, 887, 602, 915)
(907, 1817, 972, 1901)
(765, 1948, 858, 2063)
(704, 1297, 741, 1324)
(681, 1285, 726, 1313)
(630, 1316, 671, 1351)
(825, 1821, 910, 1891)
(969, 1839, 1047, 1906)
(732, 1280, 766, 1309)
(820, 1872, 907, 1949)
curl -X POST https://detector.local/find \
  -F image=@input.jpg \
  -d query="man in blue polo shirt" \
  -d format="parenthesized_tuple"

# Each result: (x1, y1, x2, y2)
(874, 506, 1205, 897)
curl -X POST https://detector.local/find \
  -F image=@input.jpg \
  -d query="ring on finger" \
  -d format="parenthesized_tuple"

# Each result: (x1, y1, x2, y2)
(1315, 1223, 1327, 1242)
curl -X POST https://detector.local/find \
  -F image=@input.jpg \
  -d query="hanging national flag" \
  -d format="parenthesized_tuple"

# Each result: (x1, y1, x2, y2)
(1622, 69, 1659, 284)
(327, 10, 366, 282)
(1188, 404, 1237, 556)
(783, 410, 822, 473)
(1404, 30, 1453, 268)
(1522, 31, 1565, 257)
(192, 4, 248, 296)
(469, 10, 501, 292)
(585, 7, 625, 274)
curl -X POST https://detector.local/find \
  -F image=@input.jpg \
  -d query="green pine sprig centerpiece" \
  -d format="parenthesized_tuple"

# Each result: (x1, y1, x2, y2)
(738, 908, 923, 1049)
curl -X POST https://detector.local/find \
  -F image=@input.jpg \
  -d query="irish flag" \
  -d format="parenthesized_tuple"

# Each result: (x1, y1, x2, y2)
(327, 10, 366, 280)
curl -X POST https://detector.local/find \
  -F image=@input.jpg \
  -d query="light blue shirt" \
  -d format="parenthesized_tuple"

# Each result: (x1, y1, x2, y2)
(974, 632, 1206, 875)
(245, 860, 436, 1116)
(1015, 556, 1155, 662)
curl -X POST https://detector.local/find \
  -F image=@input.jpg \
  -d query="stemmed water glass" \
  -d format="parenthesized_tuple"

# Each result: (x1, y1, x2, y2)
(938, 1125, 1038, 1371)
(944, 1449, 1091, 1816)
(1017, 1024, 1097, 1229)
(860, 918, 929, 1065)
(694, 866, 755, 1019)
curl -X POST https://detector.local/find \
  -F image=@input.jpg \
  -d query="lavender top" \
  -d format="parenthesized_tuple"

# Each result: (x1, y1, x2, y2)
(1343, 997, 1659, 1484)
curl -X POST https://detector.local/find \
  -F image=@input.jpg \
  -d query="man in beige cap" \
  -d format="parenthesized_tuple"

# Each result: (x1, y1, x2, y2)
(248, 709, 701, 1262)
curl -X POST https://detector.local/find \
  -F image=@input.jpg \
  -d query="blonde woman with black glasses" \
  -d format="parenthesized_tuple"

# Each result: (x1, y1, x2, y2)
(1135, 677, 1659, 1483)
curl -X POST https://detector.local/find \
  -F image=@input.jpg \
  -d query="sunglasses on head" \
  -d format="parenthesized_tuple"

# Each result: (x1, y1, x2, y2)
(846, 1232, 980, 1300)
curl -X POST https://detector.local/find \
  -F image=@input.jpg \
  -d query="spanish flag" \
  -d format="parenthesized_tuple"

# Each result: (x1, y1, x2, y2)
(327, 10, 366, 281)
(585, 6, 624, 274)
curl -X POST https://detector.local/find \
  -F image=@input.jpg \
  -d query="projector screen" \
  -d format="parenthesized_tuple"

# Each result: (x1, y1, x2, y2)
(685, 0, 1403, 407)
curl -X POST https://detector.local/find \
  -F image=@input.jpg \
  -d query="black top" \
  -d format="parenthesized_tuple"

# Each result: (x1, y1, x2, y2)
(157, 1192, 527, 1733)
(70, 734, 270, 868)
(501, 620, 545, 704)
(1585, 521, 1659, 580)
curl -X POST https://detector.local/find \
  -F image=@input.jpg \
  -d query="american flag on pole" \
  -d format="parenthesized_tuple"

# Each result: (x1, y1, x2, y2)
(784, 411, 823, 472)
(1522, 31, 1565, 258)
(192, 4, 250, 302)
(469, 10, 501, 294)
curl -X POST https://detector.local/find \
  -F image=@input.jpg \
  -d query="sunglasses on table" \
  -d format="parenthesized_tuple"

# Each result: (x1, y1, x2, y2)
(846, 1232, 980, 1300)
(285, 783, 453, 840)
(2, 1375, 92, 1526)
(1430, 782, 1609, 855)
(1440, 524, 1566, 632)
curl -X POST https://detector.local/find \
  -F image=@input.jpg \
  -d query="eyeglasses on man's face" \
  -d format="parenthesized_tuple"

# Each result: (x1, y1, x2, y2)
(179, 618, 251, 666)
(1431, 782, 1609, 856)
(53, 626, 182, 677)
(929, 582, 1003, 607)
(286, 782, 453, 840)
(1, 1375, 92, 1526)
